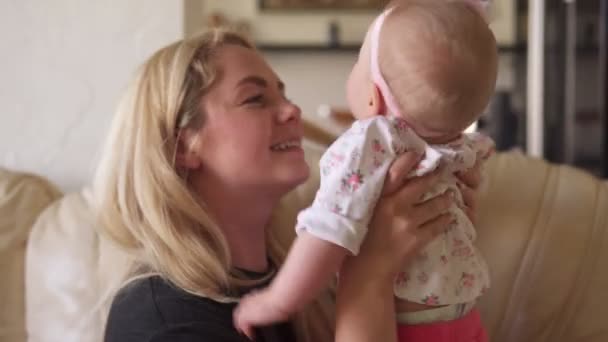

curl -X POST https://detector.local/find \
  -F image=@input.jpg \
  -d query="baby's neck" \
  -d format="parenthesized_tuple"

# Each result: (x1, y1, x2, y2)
(421, 132, 462, 145)
(396, 114, 464, 145)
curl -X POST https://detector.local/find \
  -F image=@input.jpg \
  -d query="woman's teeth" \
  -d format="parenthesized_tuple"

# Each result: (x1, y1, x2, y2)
(271, 140, 301, 151)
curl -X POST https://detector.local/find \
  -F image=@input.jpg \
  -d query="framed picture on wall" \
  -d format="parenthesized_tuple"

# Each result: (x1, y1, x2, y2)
(259, 0, 388, 11)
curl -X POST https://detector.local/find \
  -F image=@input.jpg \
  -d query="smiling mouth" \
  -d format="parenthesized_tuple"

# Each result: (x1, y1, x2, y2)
(270, 139, 302, 151)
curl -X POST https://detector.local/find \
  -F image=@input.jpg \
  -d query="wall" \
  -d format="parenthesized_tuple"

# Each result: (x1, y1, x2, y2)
(192, 0, 517, 117)
(0, 0, 183, 191)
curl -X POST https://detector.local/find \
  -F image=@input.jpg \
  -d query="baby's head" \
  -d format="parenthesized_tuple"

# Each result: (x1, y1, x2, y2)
(346, 0, 498, 143)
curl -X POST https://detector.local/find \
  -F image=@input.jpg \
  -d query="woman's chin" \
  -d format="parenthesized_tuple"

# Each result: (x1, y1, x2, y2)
(294, 165, 311, 185)
(277, 162, 310, 190)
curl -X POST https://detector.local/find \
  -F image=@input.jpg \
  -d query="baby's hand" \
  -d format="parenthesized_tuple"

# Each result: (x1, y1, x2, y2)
(233, 289, 290, 340)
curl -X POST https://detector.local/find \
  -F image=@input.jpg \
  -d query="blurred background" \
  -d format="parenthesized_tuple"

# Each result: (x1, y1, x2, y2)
(1, 0, 606, 191)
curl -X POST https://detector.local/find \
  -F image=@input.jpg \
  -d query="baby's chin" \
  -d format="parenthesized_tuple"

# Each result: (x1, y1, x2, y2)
(400, 113, 466, 144)
(419, 131, 463, 145)
(407, 121, 462, 144)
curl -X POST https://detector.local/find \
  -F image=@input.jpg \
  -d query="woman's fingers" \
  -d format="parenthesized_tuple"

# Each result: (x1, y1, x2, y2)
(418, 212, 454, 241)
(410, 192, 453, 226)
(458, 182, 476, 208)
(457, 164, 481, 223)
(456, 161, 484, 224)
(383, 152, 421, 195)
(390, 212, 453, 267)
(391, 168, 443, 208)
(458, 182, 478, 222)
(456, 161, 483, 190)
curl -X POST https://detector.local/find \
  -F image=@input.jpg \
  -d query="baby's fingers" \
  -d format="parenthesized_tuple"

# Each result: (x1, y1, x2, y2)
(234, 306, 256, 340)
(241, 324, 255, 341)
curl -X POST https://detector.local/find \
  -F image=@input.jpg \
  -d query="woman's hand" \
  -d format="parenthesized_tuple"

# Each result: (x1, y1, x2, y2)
(456, 160, 483, 224)
(335, 152, 455, 342)
(355, 153, 455, 281)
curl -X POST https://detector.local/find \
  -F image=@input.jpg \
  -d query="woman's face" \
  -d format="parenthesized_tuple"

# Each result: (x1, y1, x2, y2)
(188, 44, 309, 197)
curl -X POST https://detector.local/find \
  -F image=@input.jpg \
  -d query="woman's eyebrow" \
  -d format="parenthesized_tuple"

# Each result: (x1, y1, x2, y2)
(236, 75, 284, 91)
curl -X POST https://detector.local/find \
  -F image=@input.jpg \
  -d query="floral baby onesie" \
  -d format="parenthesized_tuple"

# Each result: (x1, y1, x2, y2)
(296, 115, 494, 305)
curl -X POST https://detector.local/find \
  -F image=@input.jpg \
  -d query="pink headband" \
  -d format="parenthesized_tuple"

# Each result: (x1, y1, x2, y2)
(369, 0, 489, 117)
(369, 7, 401, 117)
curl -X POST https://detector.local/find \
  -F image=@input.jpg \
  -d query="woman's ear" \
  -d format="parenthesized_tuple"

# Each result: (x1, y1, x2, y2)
(175, 128, 202, 170)
(367, 83, 386, 116)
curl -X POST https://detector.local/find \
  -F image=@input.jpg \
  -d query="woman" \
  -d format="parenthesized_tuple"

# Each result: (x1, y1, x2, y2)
(95, 29, 481, 342)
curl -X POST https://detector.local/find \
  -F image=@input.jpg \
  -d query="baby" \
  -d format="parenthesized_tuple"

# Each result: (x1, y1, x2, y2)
(236, 0, 498, 340)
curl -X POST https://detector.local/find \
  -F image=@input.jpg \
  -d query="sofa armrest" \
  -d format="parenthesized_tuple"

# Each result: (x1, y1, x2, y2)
(0, 168, 61, 342)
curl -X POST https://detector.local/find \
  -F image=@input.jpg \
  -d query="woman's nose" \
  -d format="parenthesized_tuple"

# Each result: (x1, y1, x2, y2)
(277, 100, 302, 124)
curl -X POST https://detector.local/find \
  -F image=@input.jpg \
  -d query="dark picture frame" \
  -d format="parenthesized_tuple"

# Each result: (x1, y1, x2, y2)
(258, 0, 387, 11)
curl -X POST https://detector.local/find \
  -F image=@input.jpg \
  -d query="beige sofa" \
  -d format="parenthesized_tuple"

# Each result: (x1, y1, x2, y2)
(2, 139, 608, 342)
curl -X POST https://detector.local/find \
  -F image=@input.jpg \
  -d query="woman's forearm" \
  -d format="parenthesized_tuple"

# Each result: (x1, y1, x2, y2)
(335, 257, 397, 342)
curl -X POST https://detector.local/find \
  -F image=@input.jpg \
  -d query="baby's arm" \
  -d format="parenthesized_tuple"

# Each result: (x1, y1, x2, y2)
(234, 234, 347, 339)
(268, 232, 348, 313)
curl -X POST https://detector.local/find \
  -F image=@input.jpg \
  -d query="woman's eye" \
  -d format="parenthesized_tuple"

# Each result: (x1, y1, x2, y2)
(243, 94, 264, 105)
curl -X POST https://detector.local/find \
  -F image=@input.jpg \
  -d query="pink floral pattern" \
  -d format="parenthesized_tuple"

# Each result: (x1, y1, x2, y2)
(395, 272, 410, 286)
(422, 294, 440, 305)
(330, 203, 343, 214)
(340, 170, 364, 193)
(461, 272, 476, 288)
(372, 138, 386, 154)
(392, 118, 409, 132)
(452, 246, 474, 258)
(417, 272, 429, 284)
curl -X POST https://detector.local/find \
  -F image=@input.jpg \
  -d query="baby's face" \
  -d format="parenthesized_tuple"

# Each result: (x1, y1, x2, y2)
(345, 31, 374, 121)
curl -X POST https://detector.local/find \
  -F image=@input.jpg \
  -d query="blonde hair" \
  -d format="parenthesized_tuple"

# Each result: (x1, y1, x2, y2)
(380, 0, 498, 133)
(94, 29, 333, 341)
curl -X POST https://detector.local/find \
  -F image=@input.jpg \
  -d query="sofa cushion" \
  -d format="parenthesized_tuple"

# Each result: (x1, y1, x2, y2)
(0, 168, 61, 342)
(477, 151, 608, 342)
(25, 187, 141, 342)
(26, 189, 102, 342)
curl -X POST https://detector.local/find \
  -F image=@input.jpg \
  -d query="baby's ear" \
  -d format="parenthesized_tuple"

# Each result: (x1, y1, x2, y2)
(367, 83, 386, 116)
